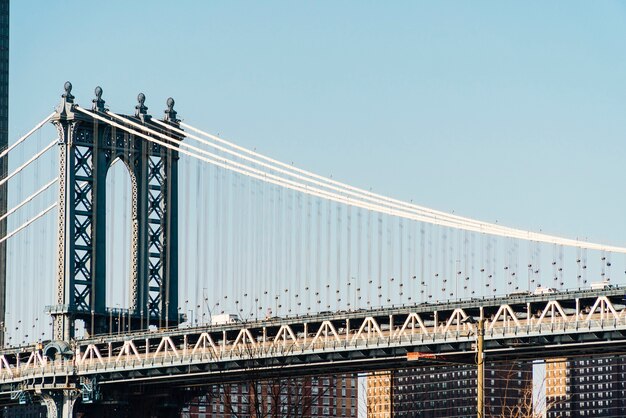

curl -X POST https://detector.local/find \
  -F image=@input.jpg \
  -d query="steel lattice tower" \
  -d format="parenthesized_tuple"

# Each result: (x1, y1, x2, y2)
(49, 84, 181, 341)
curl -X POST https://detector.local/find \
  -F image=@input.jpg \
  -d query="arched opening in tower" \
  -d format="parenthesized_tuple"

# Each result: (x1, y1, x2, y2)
(105, 158, 132, 310)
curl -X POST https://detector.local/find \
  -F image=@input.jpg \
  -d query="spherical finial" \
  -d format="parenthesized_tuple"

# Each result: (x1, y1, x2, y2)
(61, 81, 75, 103)
(92, 86, 105, 112)
(163, 97, 178, 123)
(135, 92, 148, 118)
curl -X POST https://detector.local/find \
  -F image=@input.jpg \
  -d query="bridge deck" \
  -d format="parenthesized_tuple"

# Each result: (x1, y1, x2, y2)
(0, 288, 625, 397)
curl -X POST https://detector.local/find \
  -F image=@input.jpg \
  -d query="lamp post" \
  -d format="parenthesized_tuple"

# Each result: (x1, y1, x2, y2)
(462, 315, 485, 418)
(476, 318, 485, 418)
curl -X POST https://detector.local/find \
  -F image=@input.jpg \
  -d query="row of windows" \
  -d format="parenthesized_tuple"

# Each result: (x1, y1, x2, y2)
(396, 369, 526, 380)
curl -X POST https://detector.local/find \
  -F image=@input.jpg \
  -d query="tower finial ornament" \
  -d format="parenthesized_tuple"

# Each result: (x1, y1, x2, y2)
(136, 93, 146, 114)
(56, 81, 77, 118)
(135, 92, 150, 121)
(92, 86, 106, 112)
(163, 97, 178, 123)
(62, 81, 74, 103)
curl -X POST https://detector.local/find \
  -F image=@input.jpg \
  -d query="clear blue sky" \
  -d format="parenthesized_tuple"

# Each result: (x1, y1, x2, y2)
(10, 1, 626, 245)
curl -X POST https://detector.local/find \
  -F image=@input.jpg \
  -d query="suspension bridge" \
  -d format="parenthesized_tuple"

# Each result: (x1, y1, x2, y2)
(0, 82, 623, 417)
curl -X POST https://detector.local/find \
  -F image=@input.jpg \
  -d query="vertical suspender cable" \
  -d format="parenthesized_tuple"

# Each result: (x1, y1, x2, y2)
(315, 199, 321, 312)
(356, 208, 362, 309)
(377, 213, 383, 307)
(367, 210, 372, 307)
(194, 158, 202, 322)
(336, 204, 341, 310)
(305, 195, 312, 315)
(346, 205, 351, 308)
(326, 200, 331, 310)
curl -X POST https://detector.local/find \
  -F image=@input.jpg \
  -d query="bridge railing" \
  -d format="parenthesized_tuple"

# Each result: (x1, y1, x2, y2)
(1, 292, 625, 384)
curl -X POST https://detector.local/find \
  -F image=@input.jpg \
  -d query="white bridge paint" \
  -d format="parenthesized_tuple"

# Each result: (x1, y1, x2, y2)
(1, 293, 625, 385)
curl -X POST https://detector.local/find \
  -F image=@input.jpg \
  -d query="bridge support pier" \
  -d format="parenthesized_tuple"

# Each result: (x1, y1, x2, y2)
(39, 390, 80, 418)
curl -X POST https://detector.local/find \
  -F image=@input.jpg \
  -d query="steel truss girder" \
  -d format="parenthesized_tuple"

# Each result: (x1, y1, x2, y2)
(0, 289, 625, 392)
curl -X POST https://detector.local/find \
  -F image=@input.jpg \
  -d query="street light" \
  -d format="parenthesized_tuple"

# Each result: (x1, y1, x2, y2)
(462, 316, 485, 418)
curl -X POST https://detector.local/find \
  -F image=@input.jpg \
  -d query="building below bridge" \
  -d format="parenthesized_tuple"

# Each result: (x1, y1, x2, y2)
(366, 362, 532, 417)
(181, 373, 358, 418)
(366, 371, 392, 418)
(2, 405, 44, 418)
(547, 356, 626, 417)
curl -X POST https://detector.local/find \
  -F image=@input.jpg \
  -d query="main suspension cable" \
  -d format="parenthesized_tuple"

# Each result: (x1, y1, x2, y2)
(0, 112, 55, 160)
(119, 112, 574, 245)
(0, 203, 57, 245)
(0, 139, 57, 188)
(75, 107, 626, 253)
(0, 177, 58, 223)
(157, 118, 522, 235)
(164, 119, 626, 253)
(83, 108, 524, 237)
(176, 121, 547, 239)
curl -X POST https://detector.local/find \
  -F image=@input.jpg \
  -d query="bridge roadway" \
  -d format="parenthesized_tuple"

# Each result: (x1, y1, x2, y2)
(2, 287, 626, 402)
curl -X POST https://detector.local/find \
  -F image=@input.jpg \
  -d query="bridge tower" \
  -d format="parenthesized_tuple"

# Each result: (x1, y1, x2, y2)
(49, 82, 182, 341)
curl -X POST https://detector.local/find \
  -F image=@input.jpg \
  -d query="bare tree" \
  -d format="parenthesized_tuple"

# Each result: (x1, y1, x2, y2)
(495, 379, 560, 418)
(195, 325, 362, 418)
(492, 362, 560, 418)
(193, 371, 343, 417)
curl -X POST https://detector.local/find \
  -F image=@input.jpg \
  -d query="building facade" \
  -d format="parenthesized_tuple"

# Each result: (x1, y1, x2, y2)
(547, 356, 626, 417)
(182, 374, 358, 418)
(546, 357, 568, 412)
(366, 363, 532, 418)
(2, 405, 45, 418)
(366, 371, 392, 418)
